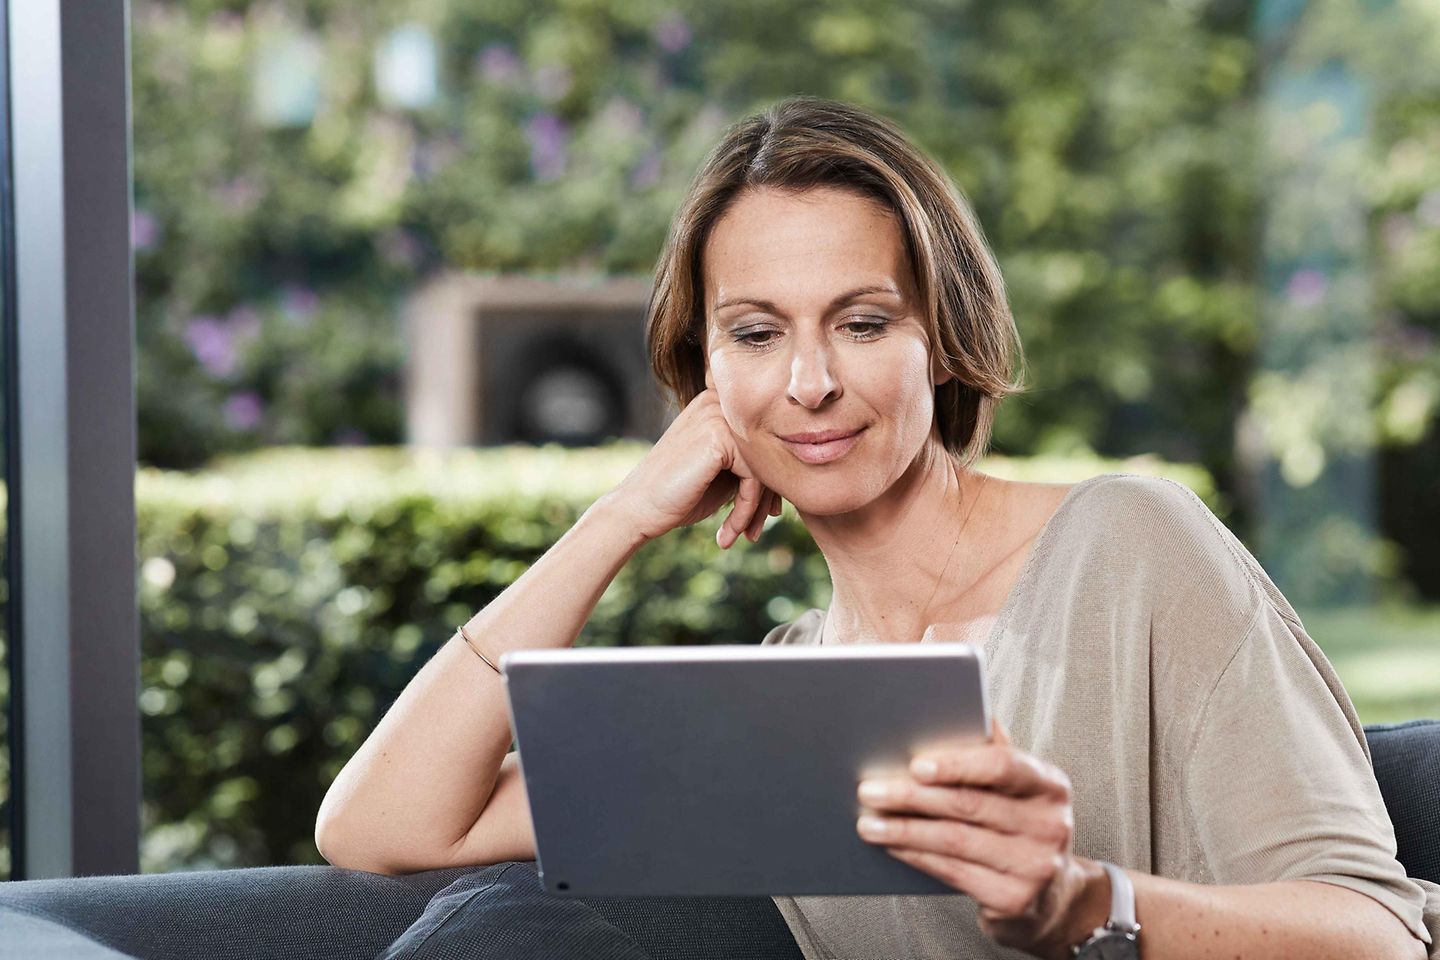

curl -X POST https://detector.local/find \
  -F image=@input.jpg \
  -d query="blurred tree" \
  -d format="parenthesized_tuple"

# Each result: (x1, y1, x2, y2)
(131, 0, 1440, 599)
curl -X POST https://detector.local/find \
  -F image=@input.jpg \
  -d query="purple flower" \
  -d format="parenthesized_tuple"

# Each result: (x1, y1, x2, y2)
(525, 113, 569, 181)
(222, 391, 265, 431)
(227, 305, 262, 344)
(1377, 315, 1435, 359)
(694, 103, 728, 136)
(1382, 213, 1413, 254)
(183, 315, 237, 378)
(639, 59, 669, 94)
(1393, 324, 1436, 355)
(132, 210, 160, 252)
(1285, 268, 1328, 309)
(599, 97, 644, 139)
(414, 134, 462, 182)
(531, 64, 571, 102)
(207, 11, 244, 33)
(629, 147, 662, 190)
(215, 175, 262, 213)
(280, 285, 320, 323)
(477, 43, 522, 84)
(1418, 189, 1440, 228)
(378, 229, 424, 269)
(653, 12, 692, 53)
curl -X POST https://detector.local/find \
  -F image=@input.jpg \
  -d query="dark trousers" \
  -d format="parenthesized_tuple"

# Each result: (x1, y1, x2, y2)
(376, 861, 804, 960)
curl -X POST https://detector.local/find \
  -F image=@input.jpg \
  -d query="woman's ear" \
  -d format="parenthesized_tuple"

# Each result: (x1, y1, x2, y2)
(931, 354, 954, 389)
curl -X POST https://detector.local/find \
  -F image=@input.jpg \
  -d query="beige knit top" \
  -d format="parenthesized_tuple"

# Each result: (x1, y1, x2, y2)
(762, 473, 1438, 960)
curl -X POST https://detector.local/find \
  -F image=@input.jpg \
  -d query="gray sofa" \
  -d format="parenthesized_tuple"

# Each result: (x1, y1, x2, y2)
(2, 720, 1437, 960)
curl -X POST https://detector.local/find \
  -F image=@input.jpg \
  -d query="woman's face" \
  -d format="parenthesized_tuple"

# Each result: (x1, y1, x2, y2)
(702, 185, 947, 516)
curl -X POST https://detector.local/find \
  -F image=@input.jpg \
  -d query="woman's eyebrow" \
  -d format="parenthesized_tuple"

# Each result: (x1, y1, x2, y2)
(713, 283, 903, 315)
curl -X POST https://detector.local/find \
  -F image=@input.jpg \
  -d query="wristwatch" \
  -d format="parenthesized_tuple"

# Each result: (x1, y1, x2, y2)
(1071, 861, 1141, 959)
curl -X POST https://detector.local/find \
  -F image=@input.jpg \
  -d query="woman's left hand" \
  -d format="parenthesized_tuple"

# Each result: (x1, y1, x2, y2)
(855, 718, 1094, 958)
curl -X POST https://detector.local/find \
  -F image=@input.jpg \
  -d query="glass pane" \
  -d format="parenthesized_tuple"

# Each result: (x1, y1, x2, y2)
(0, 0, 13, 882)
(0, 245, 9, 885)
(132, 0, 1440, 874)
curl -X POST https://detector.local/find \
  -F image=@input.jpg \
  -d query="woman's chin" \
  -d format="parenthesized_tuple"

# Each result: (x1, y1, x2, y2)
(778, 479, 882, 518)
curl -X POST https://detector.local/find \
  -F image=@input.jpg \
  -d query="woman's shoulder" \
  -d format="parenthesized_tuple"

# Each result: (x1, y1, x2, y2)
(1055, 471, 1286, 628)
(1050, 472, 1234, 556)
(760, 607, 824, 646)
(1057, 470, 1209, 522)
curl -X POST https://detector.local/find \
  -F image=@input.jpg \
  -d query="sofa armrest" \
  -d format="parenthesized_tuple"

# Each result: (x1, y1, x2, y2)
(1365, 719, 1440, 885)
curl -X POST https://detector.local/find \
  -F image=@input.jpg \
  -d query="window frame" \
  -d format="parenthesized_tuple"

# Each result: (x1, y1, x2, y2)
(6, 0, 138, 879)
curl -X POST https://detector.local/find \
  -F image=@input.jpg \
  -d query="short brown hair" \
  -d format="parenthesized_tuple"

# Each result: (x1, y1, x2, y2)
(646, 95, 1025, 466)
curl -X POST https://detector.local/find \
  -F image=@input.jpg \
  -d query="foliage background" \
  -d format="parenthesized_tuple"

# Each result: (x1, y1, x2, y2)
(131, 0, 1440, 602)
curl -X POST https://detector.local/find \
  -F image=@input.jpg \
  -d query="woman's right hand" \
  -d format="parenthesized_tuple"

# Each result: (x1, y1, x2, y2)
(603, 387, 782, 549)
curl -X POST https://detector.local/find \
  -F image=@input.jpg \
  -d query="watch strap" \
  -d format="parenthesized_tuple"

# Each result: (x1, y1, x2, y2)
(1102, 861, 1138, 931)
(1071, 861, 1142, 958)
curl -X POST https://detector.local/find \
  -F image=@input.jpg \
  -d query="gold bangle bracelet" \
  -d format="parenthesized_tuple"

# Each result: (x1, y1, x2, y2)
(456, 622, 501, 675)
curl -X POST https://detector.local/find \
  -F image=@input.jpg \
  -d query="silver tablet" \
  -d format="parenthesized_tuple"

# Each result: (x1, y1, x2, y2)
(500, 642, 990, 897)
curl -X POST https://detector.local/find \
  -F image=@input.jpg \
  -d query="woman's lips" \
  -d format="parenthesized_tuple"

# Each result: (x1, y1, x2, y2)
(778, 428, 865, 464)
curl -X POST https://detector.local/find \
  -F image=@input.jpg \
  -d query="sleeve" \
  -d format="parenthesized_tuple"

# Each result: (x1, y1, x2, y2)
(759, 607, 823, 646)
(1419, 879, 1440, 960)
(1182, 598, 1433, 948)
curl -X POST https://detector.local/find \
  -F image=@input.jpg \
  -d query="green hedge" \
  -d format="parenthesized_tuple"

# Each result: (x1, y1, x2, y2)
(135, 444, 1215, 871)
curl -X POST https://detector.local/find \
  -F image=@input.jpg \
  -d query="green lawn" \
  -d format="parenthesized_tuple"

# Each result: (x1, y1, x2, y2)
(1298, 605, 1440, 726)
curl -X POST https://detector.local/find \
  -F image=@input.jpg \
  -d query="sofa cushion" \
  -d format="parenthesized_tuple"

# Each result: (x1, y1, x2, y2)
(0, 905, 138, 960)
(0, 864, 474, 960)
(377, 860, 802, 960)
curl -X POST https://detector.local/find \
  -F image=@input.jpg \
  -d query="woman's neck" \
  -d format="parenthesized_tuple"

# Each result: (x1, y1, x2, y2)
(798, 439, 991, 645)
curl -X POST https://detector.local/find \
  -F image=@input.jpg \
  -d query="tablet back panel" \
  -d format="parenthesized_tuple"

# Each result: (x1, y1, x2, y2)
(501, 643, 988, 897)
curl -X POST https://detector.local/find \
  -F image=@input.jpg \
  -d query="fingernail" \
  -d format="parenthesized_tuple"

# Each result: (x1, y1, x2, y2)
(858, 780, 888, 803)
(857, 816, 888, 836)
(912, 758, 938, 779)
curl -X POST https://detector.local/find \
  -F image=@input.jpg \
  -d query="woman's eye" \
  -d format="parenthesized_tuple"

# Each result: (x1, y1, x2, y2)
(733, 318, 887, 347)
(843, 318, 888, 338)
(736, 329, 778, 347)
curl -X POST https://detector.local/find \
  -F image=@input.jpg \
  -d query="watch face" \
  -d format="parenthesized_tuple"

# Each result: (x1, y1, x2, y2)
(1079, 932, 1139, 960)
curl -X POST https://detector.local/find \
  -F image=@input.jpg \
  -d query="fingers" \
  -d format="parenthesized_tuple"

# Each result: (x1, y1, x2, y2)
(690, 403, 784, 548)
(910, 744, 1072, 799)
(857, 780, 1070, 843)
(862, 815, 1062, 886)
(744, 493, 768, 543)
(718, 483, 783, 549)
(990, 717, 1011, 746)
(718, 476, 763, 549)
(757, 490, 785, 529)
(882, 845, 1049, 918)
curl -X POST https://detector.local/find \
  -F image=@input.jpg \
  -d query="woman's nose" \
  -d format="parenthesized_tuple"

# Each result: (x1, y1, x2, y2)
(787, 344, 842, 409)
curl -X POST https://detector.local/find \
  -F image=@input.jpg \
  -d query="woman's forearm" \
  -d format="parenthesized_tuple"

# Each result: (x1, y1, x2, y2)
(314, 494, 647, 872)
(1042, 858, 1425, 960)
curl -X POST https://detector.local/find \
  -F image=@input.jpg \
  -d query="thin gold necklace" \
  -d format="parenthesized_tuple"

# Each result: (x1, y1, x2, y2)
(820, 465, 988, 645)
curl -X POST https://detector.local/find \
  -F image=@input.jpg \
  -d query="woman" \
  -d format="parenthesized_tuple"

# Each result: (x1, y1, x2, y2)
(316, 97, 1437, 959)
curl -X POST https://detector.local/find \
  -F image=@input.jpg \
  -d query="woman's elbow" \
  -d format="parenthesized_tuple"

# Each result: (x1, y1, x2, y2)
(315, 810, 393, 874)
(314, 811, 458, 876)
(1397, 931, 1428, 960)
(314, 812, 354, 870)
(1311, 881, 1430, 960)
(315, 785, 387, 872)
